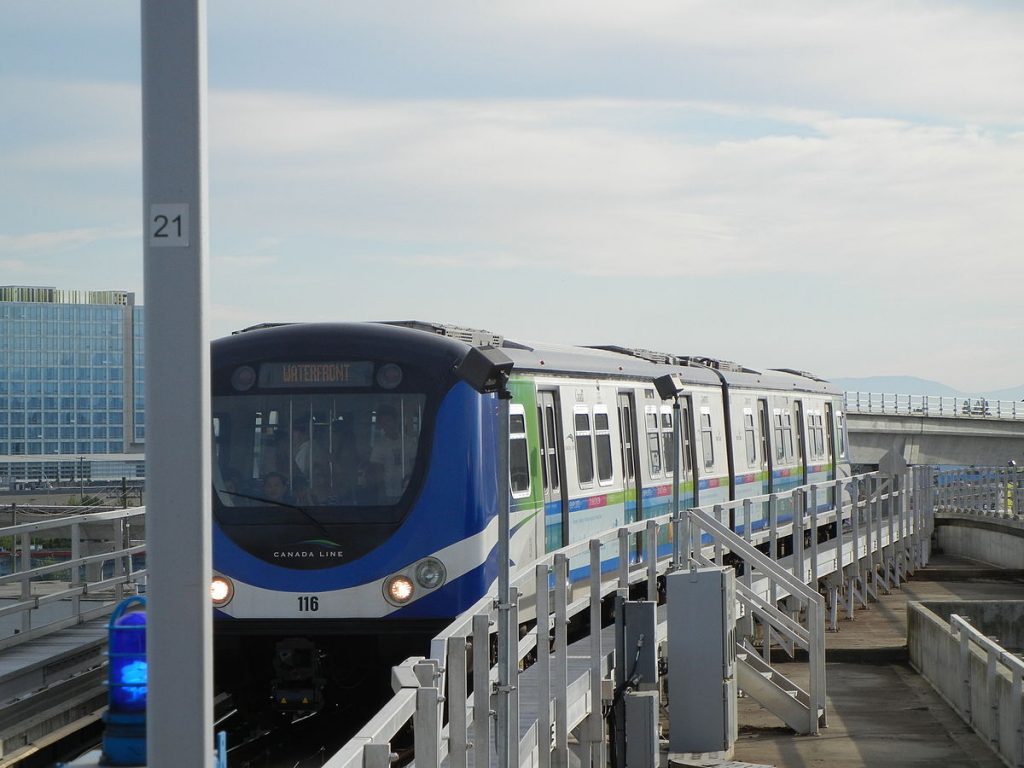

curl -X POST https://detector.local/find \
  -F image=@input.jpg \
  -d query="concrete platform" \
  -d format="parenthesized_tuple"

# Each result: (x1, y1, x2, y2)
(731, 554, 1023, 767)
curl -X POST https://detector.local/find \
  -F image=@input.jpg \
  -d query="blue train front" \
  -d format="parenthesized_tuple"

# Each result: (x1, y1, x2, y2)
(210, 323, 499, 713)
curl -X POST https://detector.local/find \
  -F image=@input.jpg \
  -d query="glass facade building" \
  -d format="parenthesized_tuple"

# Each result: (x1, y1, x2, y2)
(0, 286, 145, 484)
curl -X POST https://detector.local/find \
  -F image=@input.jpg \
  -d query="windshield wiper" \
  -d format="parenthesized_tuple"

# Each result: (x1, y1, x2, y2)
(214, 488, 334, 540)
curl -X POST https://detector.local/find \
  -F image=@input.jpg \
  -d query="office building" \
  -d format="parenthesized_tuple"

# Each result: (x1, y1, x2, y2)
(0, 286, 145, 486)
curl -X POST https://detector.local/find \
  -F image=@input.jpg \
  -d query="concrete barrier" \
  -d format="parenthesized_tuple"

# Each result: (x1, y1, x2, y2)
(934, 515, 1024, 570)
(908, 600, 1024, 767)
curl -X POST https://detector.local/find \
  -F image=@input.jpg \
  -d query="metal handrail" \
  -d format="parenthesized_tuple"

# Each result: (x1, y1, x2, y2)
(949, 614, 1024, 766)
(0, 506, 146, 645)
(844, 392, 1024, 420)
(933, 466, 1024, 518)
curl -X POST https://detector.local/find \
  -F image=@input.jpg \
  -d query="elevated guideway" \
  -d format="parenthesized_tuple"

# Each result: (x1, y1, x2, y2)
(845, 392, 1024, 466)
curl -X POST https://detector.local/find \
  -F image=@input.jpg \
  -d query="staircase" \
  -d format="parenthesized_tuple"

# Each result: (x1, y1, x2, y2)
(735, 639, 825, 734)
(689, 505, 828, 735)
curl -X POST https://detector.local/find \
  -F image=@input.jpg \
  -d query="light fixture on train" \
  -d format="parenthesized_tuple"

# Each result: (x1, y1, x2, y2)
(456, 346, 515, 395)
(414, 557, 447, 589)
(653, 372, 687, 401)
(376, 363, 404, 389)
(231, 365, 257, 391)
(210, 575, 234, 607)
(384, 574, 415, 605)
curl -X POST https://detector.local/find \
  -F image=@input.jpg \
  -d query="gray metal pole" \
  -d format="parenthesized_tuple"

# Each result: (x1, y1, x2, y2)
(141, 2, 213, 765)
(496, 392, 512, 768)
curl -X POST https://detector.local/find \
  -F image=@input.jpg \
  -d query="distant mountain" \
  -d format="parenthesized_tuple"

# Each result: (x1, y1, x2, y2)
(977, 385, 1024, 401)
(832, 375, 1024, 400)
(832, 376, 964, 397)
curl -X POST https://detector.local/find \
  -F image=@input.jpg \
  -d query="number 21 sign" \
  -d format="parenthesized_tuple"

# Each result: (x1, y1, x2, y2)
(149, 203, 190, 247)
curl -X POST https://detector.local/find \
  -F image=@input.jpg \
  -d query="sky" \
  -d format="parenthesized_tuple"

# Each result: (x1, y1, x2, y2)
(2, 1, 1024, 393)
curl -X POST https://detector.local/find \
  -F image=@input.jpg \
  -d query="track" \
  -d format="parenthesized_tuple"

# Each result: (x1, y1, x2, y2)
(219, 692, 393, 767)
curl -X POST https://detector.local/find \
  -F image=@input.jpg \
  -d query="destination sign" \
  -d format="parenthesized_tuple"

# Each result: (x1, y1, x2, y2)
(259, 361, 374, 389)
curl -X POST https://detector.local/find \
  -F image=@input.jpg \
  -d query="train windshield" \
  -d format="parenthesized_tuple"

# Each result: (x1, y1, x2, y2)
(212, 392, 426, 515)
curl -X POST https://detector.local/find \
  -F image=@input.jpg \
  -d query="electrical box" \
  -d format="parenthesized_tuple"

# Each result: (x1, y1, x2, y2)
(666, 566, 737, 755)
(624, 690, 660, 768)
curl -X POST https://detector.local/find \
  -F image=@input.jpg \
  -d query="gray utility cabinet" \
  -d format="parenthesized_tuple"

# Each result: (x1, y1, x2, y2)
(666, 566, 737, 755)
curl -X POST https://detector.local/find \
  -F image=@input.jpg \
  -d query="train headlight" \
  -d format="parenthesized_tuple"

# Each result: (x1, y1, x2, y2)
(384, 575, 414, 605)
(210, 576, 234, 607)
(414, 558, 446, 590)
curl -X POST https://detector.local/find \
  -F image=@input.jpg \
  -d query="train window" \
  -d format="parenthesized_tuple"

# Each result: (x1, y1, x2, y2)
(660, 409, 675, 475)
(700, 412, 714, 469)
(645, 407, 662, 477)
(744, 412, 757, 464)
(212, 392, 425, 510)
(509, 405, 531, 498)
(679, 402, 692, 473)
(574, 409, 595, 486)
(537, 406, 548, 490)
(619, 403, 634, 482)
(783, 412, 794, 459)
(594, 409, 614, 485)
(773, 412, 786, 461)
(808, 413, 825, 458)
(837, 411, 848, 459)
(546, 405, 560, 491)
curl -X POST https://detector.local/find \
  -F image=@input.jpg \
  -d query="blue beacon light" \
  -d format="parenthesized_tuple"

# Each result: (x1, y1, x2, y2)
(102, 596, 148, 766)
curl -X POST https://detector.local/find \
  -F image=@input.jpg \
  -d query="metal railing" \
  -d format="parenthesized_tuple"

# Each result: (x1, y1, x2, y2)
(844, 392, 1024, 420)
(0, 506, 147, 649)
(934, 466, 1024, 518)
(327, 469, 933, 767)
(949, 614, 1024, 767)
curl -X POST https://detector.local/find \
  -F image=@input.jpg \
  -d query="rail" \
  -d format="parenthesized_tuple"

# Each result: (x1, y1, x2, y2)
(844, 392, 1024, 420)
(933, 466, 1024, 519)
(327, 468, 933, 767)
(0, 506, 146, 649)
(949, 614, 1024, 767)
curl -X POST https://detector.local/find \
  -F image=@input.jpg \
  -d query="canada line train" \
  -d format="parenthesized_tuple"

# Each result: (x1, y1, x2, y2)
(209, 320, 850, 713)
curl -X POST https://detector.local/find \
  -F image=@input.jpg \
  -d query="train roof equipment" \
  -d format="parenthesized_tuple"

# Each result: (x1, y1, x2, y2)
(226, 320, 837, 394)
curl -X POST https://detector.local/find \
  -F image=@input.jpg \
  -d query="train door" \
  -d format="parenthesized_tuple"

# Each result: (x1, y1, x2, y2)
(537, 390, 568, 551)
(678, 397, 696, 508)
(617, 392, 641, 524)
(757, 398, 773, 493)
(824, 403, 836, 482)
(793, 400, 808, 485)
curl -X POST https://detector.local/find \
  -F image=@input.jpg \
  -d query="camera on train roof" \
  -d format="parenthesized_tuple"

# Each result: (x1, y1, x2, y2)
(654, 372, 688, 400)
(456, 345, 515, 395)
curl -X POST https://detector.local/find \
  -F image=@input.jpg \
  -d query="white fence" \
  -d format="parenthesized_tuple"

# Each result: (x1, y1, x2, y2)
(934, 466, 1024, 518)
(0, 507, 146, 648)
(844, 392, 1024, 420)
(951, 615, 1024, 767)
(909, 605, 1024, 768)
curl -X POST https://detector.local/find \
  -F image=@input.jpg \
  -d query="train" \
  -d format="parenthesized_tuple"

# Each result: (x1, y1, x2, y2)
(209, 320, 850, 714)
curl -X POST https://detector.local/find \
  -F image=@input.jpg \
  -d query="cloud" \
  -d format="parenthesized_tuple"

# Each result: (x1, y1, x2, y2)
(2, 77, 140, 170)
(0, 227, 138, 255)
(206, 1, 1024, 124)
(206, 91, 1024, 296)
